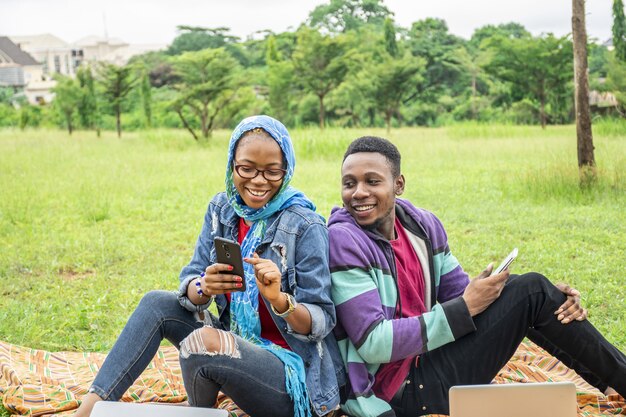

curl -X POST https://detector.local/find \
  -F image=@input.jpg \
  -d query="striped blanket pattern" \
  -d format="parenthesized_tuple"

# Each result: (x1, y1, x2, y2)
(0, 339, 624, 417)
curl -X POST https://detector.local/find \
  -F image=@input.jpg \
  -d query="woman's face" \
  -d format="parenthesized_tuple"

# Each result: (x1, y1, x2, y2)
(233, 132, 284, 209)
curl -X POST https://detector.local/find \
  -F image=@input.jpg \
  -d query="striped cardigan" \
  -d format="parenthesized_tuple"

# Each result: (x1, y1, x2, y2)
(328, 199, 476, 417)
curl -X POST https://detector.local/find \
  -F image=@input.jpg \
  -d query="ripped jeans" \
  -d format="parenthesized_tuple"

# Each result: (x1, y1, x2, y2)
(90, 291, 294, 417)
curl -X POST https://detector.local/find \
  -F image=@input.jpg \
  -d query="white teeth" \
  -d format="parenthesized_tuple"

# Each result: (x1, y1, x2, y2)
(354, 205, 374, 212)
(248, 189, 268, 197)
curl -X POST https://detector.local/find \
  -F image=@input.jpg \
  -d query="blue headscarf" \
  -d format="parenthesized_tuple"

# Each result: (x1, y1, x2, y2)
(226, 115, 313, 417)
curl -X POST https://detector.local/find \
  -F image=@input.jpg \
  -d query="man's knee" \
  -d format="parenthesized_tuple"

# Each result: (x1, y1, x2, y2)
(180, 327, 241, 359)
(509, 272, 551, 291)
(506, 272, 567, 304)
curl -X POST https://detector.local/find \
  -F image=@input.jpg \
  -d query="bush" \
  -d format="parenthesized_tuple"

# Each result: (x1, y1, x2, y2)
(0, 104, 18, 127)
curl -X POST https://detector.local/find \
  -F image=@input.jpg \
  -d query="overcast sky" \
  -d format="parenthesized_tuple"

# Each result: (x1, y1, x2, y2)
(1, 0, 614, 46)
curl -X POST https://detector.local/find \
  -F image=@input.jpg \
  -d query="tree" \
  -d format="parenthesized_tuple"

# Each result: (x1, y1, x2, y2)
(370, 54, 424, 131)
(167, 26, 239, 55)
(98, 63, 136, 138)
(572, 0, 596, 185)
(404, 18, 466, 123)
(383, 18, 398, 57)
(76, 66, 100, 136)
(485, 34, 573, 128)
(605, 53, 626, 110)
(469, 22, 530, 50)
(171, 48, 246, 140)
(292, 28, 349, 128)
(308, 0, 393, 33)
(444, 46, 493, 120)
(52, 75, 81, 135)
(140, 67, 152, 128)
(613, 0, 626, 61)
(266, 36, 297, 124)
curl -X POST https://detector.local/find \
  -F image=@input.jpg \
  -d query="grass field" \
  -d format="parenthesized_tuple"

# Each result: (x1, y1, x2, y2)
(0, 123, 624, 411)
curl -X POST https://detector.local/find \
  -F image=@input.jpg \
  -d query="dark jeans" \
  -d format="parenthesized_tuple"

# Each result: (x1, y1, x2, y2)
(391, 273, 626, 417)
(90, 291, 294, 417)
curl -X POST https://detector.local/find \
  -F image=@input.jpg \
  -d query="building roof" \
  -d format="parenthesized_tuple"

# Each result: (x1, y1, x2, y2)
(74, 35, 128, 47)
(10, 33, 70, 50)
(0, 36, 39, 65)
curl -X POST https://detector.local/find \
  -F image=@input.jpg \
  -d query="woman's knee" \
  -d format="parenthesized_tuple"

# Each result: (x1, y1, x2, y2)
(180, 327, 241, 359)
(137, 290, 178, 313)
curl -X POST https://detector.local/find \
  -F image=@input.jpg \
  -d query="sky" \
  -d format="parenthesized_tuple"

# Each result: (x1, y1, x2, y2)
(0, 0, 615, 46)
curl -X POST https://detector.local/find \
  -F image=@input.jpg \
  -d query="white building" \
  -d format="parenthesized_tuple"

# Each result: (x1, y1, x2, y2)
(74, 35, 128, 64)
(10, 33, 82, 78)
(0, 36, 55, 104)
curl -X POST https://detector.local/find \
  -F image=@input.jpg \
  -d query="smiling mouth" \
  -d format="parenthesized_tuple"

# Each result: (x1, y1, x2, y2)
(246, 188, 270, 197)
(353, 204, 375, 212)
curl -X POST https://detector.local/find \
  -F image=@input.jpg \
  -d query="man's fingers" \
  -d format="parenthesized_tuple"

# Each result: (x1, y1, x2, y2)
(489, 270, 509, 282)
(557, 298, 587, 323)
(476, 263, 493, 279)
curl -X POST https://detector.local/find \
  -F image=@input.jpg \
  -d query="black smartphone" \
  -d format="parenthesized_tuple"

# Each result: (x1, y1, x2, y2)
(214, 237, 246, 292)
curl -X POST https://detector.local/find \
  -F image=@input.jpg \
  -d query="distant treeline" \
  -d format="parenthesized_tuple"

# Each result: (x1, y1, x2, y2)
(1, 0, 624, 137)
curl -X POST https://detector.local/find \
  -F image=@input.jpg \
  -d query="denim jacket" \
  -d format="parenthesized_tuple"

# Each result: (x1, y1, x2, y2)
(177, 192, 346, 415)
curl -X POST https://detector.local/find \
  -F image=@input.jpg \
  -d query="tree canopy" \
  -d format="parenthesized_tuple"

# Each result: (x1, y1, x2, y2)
(24, 0, 622, 135)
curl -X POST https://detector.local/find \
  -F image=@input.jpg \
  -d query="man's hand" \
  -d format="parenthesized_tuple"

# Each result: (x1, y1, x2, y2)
(462, 264, 509, 317)
(554, 283, 587, 324)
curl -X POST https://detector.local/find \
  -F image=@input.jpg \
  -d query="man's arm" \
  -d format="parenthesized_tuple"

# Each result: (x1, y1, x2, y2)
(330, 225, 476, 365)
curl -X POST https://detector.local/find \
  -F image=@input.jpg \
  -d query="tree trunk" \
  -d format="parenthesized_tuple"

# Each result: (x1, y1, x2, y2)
(385, 110, 392, 133)
(540, 94, 546, 129)
(66, 111, 73, 135)
(116, 105, 122, 138)
(572, 0, 597, 185)
(201, 104, 209, 139)
(176, 109, 199, 141)
(471, 73, 477, 120)
(319, 95, 325, 129)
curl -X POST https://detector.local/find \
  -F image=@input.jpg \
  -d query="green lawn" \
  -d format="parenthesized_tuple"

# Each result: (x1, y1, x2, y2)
(0, 124, 624, 355)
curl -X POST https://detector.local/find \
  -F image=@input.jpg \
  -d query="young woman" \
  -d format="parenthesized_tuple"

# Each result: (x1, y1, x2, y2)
(75, 115, 345, 417)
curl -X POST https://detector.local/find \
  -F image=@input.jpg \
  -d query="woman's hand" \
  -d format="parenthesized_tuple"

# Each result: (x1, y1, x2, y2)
(554, 283, 588, 324)
(199, 263, 244, 296)
(245, 252, 312, 334)
(244, 253, 282, 303)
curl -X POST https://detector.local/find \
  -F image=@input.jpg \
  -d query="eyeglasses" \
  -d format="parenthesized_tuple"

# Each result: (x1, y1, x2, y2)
(234, 164, 286, 182)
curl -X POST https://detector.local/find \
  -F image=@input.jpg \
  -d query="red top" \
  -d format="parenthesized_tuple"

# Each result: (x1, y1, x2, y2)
(224, 218, 290, 350)
(372, 216, 426, 401)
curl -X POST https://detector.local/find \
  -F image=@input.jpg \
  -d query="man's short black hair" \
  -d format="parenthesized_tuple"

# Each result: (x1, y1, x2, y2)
(343, 136, 401, 178)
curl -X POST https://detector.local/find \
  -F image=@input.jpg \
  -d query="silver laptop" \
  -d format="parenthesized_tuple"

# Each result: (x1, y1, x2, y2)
(91, 401, 229, 417)
(449, 382, 577, 417)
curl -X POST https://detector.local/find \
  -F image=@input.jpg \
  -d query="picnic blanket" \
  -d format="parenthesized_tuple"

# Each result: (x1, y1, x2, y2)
(1, 339, 624, 417)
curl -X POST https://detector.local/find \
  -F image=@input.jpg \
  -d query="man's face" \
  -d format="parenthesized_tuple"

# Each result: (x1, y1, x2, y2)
(341, 152, 404, 239)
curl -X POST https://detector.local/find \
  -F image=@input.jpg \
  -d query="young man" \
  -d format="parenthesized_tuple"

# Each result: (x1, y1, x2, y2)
(328, 136, 625, 417)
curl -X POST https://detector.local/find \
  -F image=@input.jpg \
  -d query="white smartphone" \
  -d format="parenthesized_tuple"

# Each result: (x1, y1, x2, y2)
(490, 247, 518, 276)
